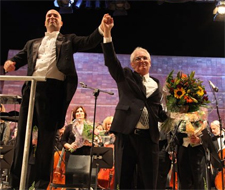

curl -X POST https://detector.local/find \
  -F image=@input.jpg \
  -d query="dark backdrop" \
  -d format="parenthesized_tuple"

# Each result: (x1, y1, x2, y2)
(1, 0, 225, 66)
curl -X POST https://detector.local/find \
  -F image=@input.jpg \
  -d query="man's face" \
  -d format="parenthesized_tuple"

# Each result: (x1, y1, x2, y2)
(130, 50, 151, 76)
(211, 124, 220, 136)
(45, 9, 63, 32)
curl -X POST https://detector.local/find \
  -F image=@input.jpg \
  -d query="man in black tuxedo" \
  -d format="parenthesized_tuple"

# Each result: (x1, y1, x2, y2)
(3, 9, 109, 189)
(101, 15, 167, 189)
(211, 120, 225, 152)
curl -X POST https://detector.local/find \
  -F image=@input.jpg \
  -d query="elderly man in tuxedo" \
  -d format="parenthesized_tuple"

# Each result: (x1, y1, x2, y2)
(211, 120, 225, 152)
(3, 9, 111, 189)
(101, 15, 167, 189)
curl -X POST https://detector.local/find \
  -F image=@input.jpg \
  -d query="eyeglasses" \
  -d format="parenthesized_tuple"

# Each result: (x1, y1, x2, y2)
(134, 56, 149, 62)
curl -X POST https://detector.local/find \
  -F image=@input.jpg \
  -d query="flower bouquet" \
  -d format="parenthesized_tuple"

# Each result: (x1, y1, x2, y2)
(70, 120, 99, 152)
(161, 70, 210, 134)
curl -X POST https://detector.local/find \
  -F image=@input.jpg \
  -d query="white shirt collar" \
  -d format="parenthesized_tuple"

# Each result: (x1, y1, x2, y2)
(44, 31, 59, 38)
(143, 73, 150, 81)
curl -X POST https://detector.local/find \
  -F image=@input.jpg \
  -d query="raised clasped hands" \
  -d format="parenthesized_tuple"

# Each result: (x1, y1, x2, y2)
(101, 13, 114, 38)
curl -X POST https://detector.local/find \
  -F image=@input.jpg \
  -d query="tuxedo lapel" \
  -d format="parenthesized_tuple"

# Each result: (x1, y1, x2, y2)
(56, 34, 64, 62)
(32, 40, 42, 64)
(149, 87, 159, 97)
(133, 72, 146, 98)
(213, 140, 219, 152)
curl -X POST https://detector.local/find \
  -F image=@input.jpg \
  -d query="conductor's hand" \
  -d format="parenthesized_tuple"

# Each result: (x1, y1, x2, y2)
(4, 60, 16, 73)
(101, 14, 114, 37)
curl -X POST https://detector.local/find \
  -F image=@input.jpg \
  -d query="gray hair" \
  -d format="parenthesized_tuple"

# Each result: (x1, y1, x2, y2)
(211, 120, 220, 127)
(130, 47, 151, 62)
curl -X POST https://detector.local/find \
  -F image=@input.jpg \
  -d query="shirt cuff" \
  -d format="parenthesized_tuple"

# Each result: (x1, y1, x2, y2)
(103, 37, 112, 43)
(98, 26, 104, 36)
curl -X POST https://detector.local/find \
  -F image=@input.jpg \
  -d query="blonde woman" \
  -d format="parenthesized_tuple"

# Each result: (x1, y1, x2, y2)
(102, 116, 115, 145)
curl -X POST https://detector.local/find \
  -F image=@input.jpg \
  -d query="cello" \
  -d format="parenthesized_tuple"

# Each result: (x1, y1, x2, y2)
(215, 148, 225, 190)
(168, 164, 178, 190)
(47, 148, 66, 190)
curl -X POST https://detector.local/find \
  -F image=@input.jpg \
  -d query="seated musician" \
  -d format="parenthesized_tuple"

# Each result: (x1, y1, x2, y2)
(101, 116, 115, 146)
(210, 120, 225, 189)
(98, 116, 115, 189)
(210, 120, 225, 151)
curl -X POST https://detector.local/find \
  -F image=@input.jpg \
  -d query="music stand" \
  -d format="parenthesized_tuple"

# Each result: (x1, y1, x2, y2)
(92, 147, 113, 169)
(0, 111, 19, 122)
(50, 155, 97, 190)
(79, 82, 114, 189)
(0, 145, 14, 169)
(91, 147, 113, 190)
(166, 121, 182, 190)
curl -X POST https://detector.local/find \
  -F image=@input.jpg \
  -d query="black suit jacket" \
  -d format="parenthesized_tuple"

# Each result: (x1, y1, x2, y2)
(101, 42, 167, 143)
(10, 29, 102, 128)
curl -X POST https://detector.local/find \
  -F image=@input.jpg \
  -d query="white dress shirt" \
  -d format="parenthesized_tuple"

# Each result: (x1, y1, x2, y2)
(217, 131, 225, 151)
(142, 74, 158, 98)
(32, 31, 65, 81)
(136, 74, 158, 129)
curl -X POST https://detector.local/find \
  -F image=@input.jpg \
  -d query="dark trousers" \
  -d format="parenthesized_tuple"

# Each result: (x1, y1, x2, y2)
(177, 144, 207, 190)
(114, 131, 159, 189)
(10, 79, 64, 189)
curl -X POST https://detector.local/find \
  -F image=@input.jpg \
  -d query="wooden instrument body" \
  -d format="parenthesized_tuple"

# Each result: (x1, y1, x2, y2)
(215, 148, 225, 190)
(47, 149, 66, 190)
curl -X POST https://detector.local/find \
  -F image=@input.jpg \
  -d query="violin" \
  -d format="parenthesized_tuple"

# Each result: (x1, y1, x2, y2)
(47, 148, 66, 190)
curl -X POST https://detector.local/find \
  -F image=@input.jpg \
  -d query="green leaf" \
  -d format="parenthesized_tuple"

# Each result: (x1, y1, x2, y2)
(190, 71, 195, 79)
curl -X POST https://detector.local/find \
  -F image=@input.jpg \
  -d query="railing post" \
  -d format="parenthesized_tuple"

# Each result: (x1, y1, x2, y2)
(0, 75, 46, 190)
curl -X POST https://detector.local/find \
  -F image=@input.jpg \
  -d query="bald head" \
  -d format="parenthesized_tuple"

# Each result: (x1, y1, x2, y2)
(45, 9, 63, 33)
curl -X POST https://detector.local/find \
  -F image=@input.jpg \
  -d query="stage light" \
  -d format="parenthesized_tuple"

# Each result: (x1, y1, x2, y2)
(54, 0, 74, 14)
(218, 1, 225, 14)
(213, 1, 225, 21)
(54, 0, 74, 7)
(214, 1, 225, 14)
(54, 0, 60, 7)
(75, 0, 83, 8)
